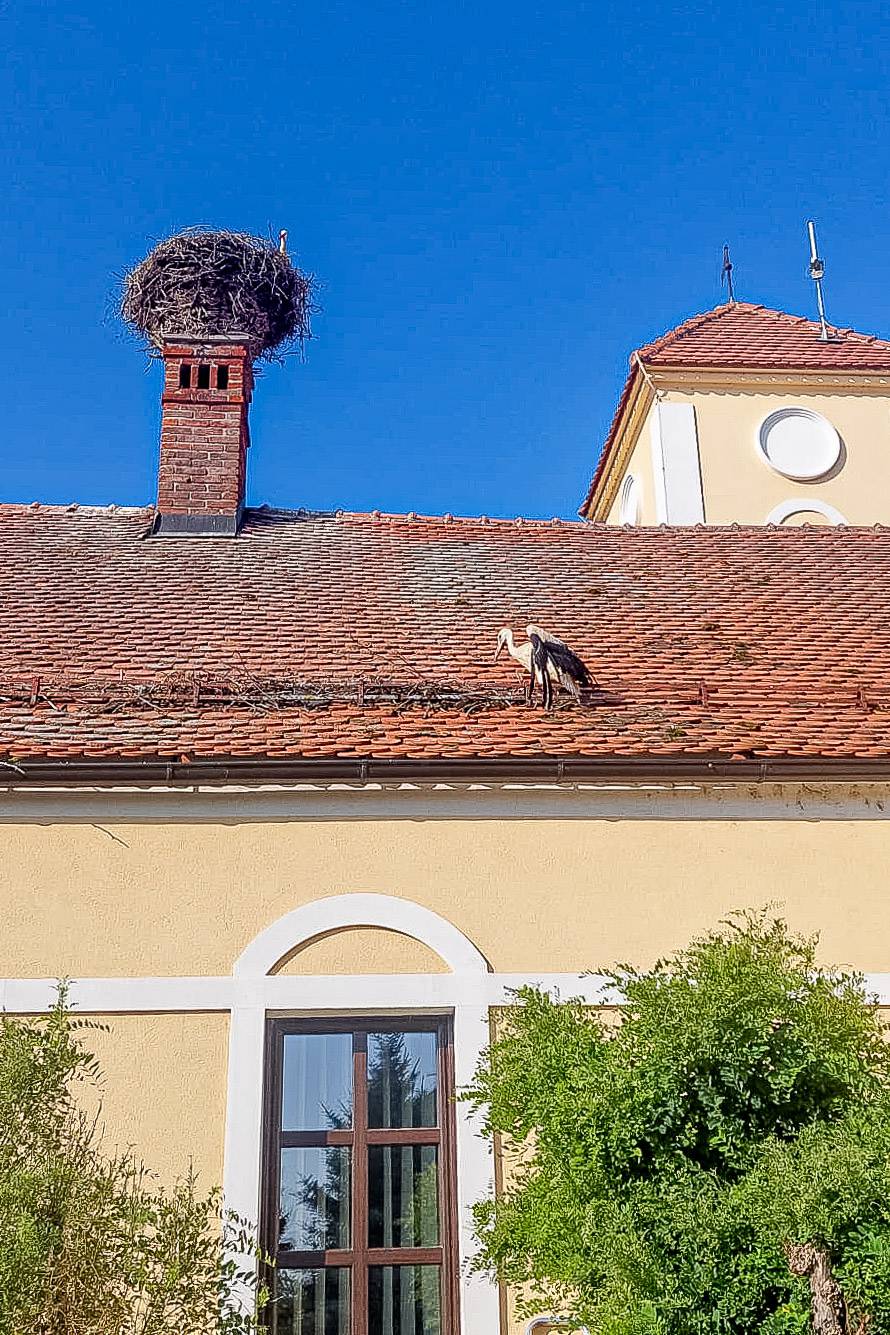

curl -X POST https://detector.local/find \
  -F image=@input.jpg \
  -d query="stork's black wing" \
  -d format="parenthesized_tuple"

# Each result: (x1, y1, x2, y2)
(528, 633, 548, 670)
(544, 639, 594, 688)
(528, 633, 553, 708)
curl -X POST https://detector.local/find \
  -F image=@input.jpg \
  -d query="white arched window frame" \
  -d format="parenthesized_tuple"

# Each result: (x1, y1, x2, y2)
(619, 473, 640, 525)
(765, 498, 848, 526)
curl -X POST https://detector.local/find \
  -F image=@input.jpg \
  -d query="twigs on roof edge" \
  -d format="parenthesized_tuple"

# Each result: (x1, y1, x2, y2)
(0, 672, 531, 716)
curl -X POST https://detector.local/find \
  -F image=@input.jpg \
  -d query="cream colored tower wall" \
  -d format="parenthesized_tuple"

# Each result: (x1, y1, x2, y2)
(669, 385, 890, 525)
(604, 383, 890, 526)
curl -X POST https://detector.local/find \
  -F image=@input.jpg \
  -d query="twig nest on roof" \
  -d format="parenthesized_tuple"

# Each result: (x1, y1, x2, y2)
(120, 229, 316, 361)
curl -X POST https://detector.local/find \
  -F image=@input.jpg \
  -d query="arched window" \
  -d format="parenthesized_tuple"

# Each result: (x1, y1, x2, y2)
(619, 473, 640, 525)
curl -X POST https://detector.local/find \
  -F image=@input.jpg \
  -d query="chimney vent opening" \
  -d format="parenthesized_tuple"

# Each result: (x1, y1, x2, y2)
(216, 364, 229, 390)
(178, 364, 192, 389)
(197, 363, 211, 390)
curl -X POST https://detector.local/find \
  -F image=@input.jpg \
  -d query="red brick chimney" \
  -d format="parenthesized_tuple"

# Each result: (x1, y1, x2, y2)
(154, 337, 254, 536)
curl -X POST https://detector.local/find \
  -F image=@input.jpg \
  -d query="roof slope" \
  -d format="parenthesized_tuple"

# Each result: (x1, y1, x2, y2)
(2, 504, 890, 774)
(581, 302, 890, 516)
(638, 301, 890, 371)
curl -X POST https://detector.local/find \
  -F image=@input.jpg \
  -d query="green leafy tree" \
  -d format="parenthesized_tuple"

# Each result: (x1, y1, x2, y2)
(0, 994, 268, 1335)
(466, 912, 890, 1335)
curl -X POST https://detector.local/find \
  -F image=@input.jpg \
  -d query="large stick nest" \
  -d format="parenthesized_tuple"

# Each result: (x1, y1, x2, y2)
(119, 228, 316, 361)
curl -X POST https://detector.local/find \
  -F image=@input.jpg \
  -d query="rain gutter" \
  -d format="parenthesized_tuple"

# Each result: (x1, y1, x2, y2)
(3, 755, 890, 787)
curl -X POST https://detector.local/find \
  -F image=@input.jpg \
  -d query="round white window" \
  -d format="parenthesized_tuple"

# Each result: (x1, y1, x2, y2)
(619, 473, 640, 525)
(757, 408, 841, 480)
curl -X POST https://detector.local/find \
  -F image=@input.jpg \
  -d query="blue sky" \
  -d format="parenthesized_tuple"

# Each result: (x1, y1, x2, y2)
(1, 0, 888, 519)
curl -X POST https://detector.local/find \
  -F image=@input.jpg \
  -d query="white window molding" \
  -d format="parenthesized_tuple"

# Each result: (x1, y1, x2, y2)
(234, 892, 491, 979)
(619, 473, 640, 525)
(765, 498, 848, 526)
(649, 402, 704, 524)
(757, 408, 841, 481)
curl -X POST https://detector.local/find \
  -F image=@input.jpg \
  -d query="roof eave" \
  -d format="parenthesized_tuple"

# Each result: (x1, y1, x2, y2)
(4, 753, 890, 788)
(579, 360, 647, 519)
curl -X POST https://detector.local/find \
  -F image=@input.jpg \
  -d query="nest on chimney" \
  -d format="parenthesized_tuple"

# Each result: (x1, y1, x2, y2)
(119, 228, 316, 362)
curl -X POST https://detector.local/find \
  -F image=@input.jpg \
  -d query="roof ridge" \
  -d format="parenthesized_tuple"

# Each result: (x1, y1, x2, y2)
(0, 501, 591, 530)
(637, 301, 765, 361)
(330, 509, 587, 528)
(0, 501, 152, 516)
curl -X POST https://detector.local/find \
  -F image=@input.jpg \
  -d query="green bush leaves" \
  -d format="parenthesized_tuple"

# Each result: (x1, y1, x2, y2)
(467, 912, 890, 1335)
(0, 994, 267, 1335)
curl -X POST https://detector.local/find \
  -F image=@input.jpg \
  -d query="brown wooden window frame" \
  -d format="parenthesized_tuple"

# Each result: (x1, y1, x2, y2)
(262, 1015, 460, 1335)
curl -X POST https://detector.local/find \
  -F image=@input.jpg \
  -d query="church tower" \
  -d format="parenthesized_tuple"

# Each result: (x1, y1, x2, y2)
(582, 302, 890, 527)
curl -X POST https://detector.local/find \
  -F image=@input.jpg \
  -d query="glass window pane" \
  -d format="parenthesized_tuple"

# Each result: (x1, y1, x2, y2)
(272, 1268, 350, 1335)
(367, 1032, 437, 1128)
(369, 1145, 439, 1247)
(282, 1033, 352, 1131)
(368, 1265, 441, 1335)
(279, 1147, 351, 1251)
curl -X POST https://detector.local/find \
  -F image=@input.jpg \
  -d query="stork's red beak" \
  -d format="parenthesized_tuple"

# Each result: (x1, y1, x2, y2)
(494, 642, 504, 662)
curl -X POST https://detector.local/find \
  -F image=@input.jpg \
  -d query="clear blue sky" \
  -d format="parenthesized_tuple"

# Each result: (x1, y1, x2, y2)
(1, 0, 888, 519)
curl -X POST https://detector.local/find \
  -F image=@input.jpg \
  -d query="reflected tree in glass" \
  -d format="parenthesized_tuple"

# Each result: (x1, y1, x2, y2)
(369, 1146, 438, 1248)
(272, 1268, 350, 1335)
(282, 1034, 353, 1132)
(367, 1033, 437, 1129)
(279, 1147, 351, 1251)
(369, 1265, 441, 1335)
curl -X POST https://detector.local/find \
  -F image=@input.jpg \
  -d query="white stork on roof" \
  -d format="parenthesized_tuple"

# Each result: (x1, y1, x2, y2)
(526, 624, 595, 708)
(495, 625, 595, 708)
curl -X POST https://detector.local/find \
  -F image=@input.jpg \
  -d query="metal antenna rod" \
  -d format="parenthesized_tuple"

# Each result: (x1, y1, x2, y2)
(721, 244, 735, 303)
(806, 219, 830, 341)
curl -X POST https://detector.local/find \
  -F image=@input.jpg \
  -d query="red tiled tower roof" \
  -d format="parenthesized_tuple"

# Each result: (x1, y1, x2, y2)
(638, 301, 890, 371)
(581, 302, 890, 516)
(2, 503, 890, 780)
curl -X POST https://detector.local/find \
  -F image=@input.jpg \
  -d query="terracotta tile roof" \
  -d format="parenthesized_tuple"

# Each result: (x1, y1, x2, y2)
(581, 302, 890, 516)
(639, 301, 890, 371)
(2, 503, 890, 774)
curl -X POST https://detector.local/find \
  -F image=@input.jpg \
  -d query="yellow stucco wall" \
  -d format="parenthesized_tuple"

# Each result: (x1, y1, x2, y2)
(71, 1012, 229, 1192)
(5, 786, 890, 1334)
(278, 925, 449, 973)
(4, 803, 890, 977)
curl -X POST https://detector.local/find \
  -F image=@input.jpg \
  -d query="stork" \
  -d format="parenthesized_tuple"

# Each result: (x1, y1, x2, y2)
(526, 623, 595, 708)
(495, 627, 537, 702)
(495, 626, 595, 708)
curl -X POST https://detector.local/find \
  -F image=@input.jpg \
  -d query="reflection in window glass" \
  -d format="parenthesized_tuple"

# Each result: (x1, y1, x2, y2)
(367, 1032, 437, 1128)
(368, 1265, 441, 1335)
(369, 1145, 438, 1247)
(279, 1147, 351, 1251)
(282, 1034, 352, 1130)
(272, 1268, 350, 1335)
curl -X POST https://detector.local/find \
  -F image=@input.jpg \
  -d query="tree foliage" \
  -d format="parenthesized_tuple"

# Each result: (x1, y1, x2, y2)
(466, 912, 890, 1335)
(0, 995, 267, 1335)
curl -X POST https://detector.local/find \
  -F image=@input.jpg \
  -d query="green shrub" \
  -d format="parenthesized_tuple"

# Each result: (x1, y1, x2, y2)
(466, 911, 890, 1334)
(0, 993, 267, 1334)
